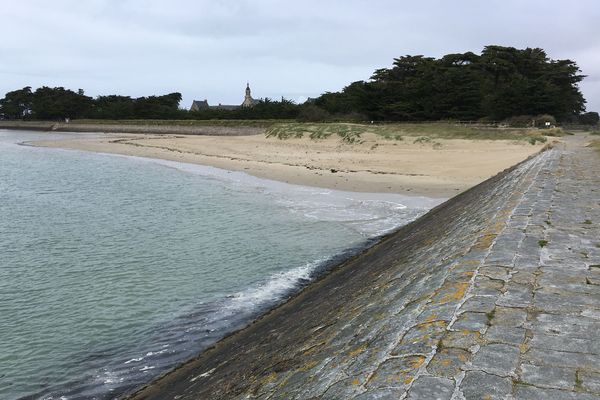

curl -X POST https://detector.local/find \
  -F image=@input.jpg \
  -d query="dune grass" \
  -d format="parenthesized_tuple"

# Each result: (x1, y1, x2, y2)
(266, 122, 555, 144)
(266, 123, 366, 143)
(2, 119, 564, 143)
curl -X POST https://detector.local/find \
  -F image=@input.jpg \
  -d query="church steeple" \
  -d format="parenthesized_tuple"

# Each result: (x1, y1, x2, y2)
(242, 82, 255, 107)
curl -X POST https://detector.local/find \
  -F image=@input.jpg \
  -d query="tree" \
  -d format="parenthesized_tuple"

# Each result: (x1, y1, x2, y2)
(133, 92, 182, 118)
(92, 95, 135, 119)
(579, 112, 599, 125)
(314, 45, 587, 122)
(31, 86, 93, 120)
(0, 87, 33, 119)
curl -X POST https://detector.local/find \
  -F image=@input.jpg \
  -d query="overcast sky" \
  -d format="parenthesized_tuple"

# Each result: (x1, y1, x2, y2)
(2, 0, 599, 112)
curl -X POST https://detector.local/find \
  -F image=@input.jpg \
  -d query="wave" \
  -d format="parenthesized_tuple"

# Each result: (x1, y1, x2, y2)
(121, 155, 443, 237)
(34, 246, 371, 400)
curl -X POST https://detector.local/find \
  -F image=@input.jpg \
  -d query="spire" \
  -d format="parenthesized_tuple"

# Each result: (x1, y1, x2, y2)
(242, 82, 254, 107)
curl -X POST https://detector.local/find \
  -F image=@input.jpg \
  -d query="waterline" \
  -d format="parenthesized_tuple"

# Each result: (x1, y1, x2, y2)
(0, 130, 441, 399)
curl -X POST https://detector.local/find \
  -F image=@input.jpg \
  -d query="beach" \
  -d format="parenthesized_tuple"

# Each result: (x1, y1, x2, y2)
(32, 130, 549, 197)
(124, 133, 600, 400)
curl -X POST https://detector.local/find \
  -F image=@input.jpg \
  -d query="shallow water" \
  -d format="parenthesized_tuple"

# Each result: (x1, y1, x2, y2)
(0, 130, 441, 399)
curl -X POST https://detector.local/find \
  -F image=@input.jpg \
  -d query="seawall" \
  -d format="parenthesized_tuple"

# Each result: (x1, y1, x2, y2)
(127, 135, 600, 399)
(0, 121, 264, 136)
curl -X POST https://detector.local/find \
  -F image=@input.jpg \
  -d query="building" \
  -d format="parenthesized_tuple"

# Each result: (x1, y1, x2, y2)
(190, 83, 258, 111)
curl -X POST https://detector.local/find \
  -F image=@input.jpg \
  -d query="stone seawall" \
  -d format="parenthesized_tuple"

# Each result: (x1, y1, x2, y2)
(0, 121, 264, 136)
(128, 135, 600, 399)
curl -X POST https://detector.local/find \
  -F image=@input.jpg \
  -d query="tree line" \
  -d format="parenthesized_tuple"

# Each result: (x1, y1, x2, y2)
(314, 45, 590, 122)
(0, 87, 184, 120)
(0, 46, 597, 124)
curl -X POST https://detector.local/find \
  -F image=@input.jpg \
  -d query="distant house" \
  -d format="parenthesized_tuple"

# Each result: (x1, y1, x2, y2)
(190, 83, 259, 111)
(190, 99, 209, 111)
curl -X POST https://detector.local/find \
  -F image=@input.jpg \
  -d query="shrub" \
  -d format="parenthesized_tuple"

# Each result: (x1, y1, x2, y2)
(579, 112, 599, 125)
(297, 105, 331, 122)
(534, 114, 556, 127)
(505, 115, 534, 127)
(528, 136, 547, 145)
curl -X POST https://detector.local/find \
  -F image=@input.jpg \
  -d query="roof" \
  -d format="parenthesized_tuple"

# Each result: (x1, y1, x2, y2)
(190, 100, 209, 111)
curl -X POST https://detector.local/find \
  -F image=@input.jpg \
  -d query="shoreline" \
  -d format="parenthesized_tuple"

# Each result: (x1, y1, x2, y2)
(2, 129, 441, 400)
(28, 130, 548, 197)
(123, 135, 600, 399)
(123, 145, 553, 400)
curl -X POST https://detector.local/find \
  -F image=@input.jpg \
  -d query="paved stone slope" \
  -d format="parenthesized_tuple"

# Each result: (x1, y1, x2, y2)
(129, 135, 600, 400)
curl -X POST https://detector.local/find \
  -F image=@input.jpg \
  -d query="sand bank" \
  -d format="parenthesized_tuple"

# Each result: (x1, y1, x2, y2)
(32, 132, 548, 197)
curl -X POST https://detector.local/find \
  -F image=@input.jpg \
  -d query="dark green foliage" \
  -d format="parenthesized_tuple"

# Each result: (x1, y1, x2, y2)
(0, 87, 182, 120)
(315, 46, 586, 122)
(0, 46, 589, 122)
(92, 95, 135, 119)
(0, 87, 33, 119)
(131, 93, 182, 119)
(297, 104, 331, 122)
(189, 97, 300, 120)
(578, 112, 599, 125)
(31, 87, 93, 120)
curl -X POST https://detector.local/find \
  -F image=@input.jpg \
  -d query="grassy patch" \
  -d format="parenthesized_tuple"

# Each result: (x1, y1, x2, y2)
(513, 379, 537, 388)
(575, 371, 584, 390)
(485, 308, 496, 323)
(528, 136, 547, 145)
(380, 132, 404, 141)
(266, 124, 307, 139)
(266, 123, 364, 143)
(266, 122, 555, 143)
(538, 240, 548, 248)
(20, 119, 570, 141)
(413, 136, 432, 144)
(543, 128, 565, 137)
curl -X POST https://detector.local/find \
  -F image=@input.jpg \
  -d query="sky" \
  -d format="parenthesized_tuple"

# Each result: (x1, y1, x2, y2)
(1, 0, 599, 112)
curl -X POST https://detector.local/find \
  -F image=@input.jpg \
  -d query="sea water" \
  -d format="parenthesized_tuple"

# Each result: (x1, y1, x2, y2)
(0, 130, 441, 399)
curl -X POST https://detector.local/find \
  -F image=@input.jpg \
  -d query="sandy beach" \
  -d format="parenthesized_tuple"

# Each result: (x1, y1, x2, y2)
(33, 131, 548, 197)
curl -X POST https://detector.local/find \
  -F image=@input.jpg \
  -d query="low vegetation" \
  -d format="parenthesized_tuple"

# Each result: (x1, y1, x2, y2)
(266, 122, 555, 143)
(266, 123, 365, 143)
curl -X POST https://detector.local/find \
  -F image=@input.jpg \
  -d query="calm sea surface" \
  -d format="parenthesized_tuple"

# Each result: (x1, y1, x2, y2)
(0, 130, 441, 399)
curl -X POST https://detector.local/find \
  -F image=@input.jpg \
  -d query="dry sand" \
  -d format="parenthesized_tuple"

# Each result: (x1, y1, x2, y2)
(32, 132, 548, 197)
